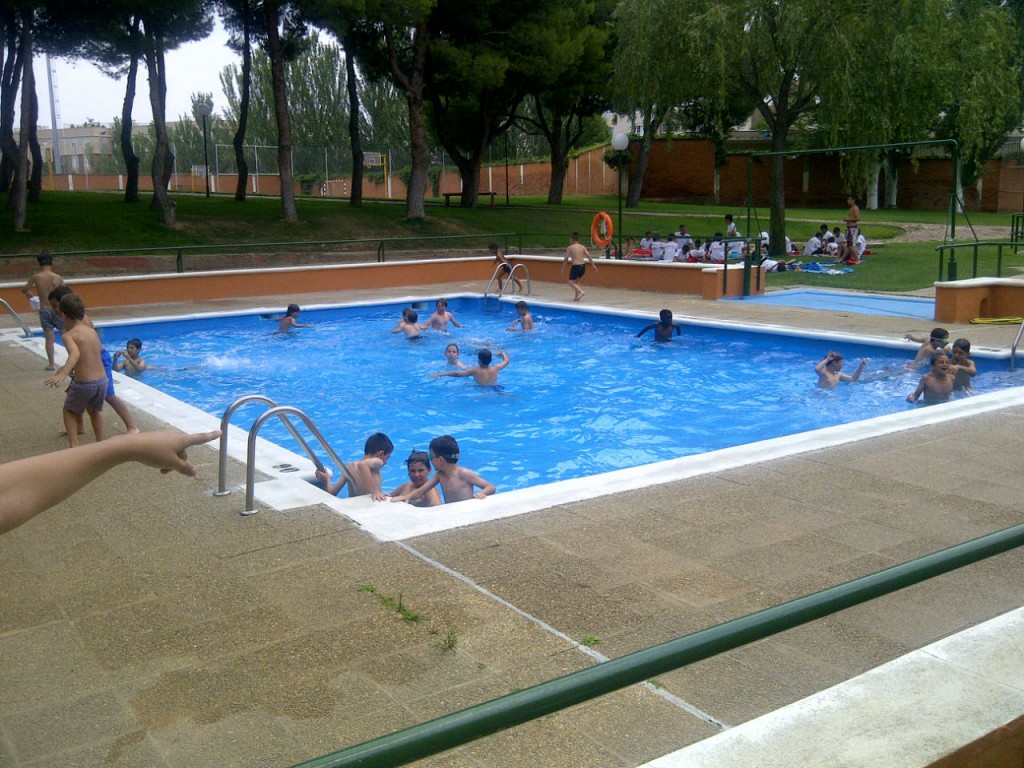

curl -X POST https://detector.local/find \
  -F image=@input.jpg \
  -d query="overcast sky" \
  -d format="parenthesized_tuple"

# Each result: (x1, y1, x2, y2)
(35, 23, 236, 127)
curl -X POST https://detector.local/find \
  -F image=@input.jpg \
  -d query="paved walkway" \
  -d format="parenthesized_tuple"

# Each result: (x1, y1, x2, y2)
(1, 281, 1022, 768)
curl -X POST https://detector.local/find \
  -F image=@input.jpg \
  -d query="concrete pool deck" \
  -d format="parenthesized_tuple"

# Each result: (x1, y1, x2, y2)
(1, 281, 1023, 767)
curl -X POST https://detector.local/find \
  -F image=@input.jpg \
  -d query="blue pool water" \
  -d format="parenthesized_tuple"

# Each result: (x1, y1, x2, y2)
(94, 298, 1020, 495)
(726, 289, 935, 319)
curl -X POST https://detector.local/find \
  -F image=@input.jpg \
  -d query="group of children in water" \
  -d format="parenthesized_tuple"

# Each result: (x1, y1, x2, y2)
(815, 326, 976, 404)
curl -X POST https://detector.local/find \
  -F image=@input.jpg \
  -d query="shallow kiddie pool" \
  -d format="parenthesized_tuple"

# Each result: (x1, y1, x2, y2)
(89, 296, 1023, 516)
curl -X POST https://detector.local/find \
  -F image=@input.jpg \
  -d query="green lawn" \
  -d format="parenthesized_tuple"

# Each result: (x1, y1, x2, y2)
(2, 191, 1020, 293)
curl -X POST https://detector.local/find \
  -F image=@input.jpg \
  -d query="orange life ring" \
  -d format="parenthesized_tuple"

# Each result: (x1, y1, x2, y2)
(591, 211, 613, 248)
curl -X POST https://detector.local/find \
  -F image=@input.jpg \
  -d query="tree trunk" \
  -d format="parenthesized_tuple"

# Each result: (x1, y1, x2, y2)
(264, 2, 298, 223)
(143, 28, 175, 227)
(121, 17, 142, 203)
(767, 123, 788, 258)
(11, 11, 31, 229)
(0, 12, 23, 194)
(385, 21, 428, 220)
(28, 75, 41, 202)
(548, 154, 567, 205)
(626, 105, 667, 208)
(866, 160, 880, 210)
(233, 0, 251, 201)
(343, 34, 361, 207)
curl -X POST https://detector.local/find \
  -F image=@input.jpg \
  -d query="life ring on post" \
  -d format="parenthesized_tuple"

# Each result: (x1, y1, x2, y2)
(591, 211, 613, 248)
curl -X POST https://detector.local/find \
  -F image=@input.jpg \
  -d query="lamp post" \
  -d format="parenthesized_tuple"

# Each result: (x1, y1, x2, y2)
(611, 131, 629, 258)
(196, 102, 213, 198)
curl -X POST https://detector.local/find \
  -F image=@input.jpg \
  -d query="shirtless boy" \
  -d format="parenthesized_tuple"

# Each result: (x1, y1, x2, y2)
(113, 339, 147, 376)
(561, 232, 597, 301)
(22, 251, 65, 370)
(44, 293, 108, 447)
(907, 353, 954, 404)
(391, 309, 422, 339)
(431, 348, 509, 385)
(815, 351, 866, 390)
(845, 195, 861, 248)
(636, 309, 681, 342)
(390, 435, 495, 504)
(904, 327, 950, 369)
(276, 304, 312, 332)
(315, 432, 393, 501)
(491, 243, 523, 293)
(421, 298, 462, 331)
(949, 338, 976, 393)
(506, 301, 534, 332)
(390, 450, 441, 507)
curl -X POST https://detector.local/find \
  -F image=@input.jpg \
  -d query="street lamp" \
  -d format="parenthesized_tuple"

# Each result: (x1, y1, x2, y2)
(196, 102, 213, 198)
(611, 131, 629, 257)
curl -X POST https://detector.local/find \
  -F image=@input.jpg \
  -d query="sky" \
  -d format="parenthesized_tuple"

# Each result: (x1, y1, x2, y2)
(35, 23, 236, 128)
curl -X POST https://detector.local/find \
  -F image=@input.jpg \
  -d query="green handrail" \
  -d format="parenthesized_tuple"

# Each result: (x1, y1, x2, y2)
(935, 239, 1019, 281)
(290, 521, 1024, 768)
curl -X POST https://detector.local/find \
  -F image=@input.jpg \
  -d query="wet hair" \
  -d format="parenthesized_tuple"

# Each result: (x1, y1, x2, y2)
(405, 450, 430, 468)
(59, 293, 86, 321)
(407, 310, 418, 324)
(659, 309, 672, 323)
(402, 307, 413, 321)
(436, 298, 448, 309)
(49, 284, 73, 303)
(516, 301, 529, 312)
(364, 432, 394, 456)
(127, 338, 143, 350)
(37, 251, 53, 266)
(952, 338, 971, 354)
(570, 231, 580, 242)
(429, 435, 460, 463)
(929, 352, 947, 367)
(286, 303, 300, 316)
(930, 327, 949, 342)
(445, 342, 459, 354)
(827, 352, 844, 365)
(477, 348, 493, 366)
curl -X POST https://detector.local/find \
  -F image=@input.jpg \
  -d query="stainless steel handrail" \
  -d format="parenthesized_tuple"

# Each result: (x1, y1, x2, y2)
(0, 298, 34, 337)
(243, 405, 357, 516)
(483, 263, 531, 300)
(1011, 317, 1024, 371)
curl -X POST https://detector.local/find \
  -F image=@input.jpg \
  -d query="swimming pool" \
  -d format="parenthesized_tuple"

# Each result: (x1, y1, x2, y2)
(726, 289, 936, 319)
(92, 296, 1022, 501)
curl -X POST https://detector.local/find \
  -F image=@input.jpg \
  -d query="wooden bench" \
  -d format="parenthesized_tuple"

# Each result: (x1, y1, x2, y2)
(442, 191, 497, 206)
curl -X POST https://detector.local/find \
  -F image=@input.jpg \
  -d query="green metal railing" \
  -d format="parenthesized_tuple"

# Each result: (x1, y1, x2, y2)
(935, 240, 1022, 281)
(1011, 213, 1024, 244)
(290, 522, 1024, 768)
(0, 233, 523, 274)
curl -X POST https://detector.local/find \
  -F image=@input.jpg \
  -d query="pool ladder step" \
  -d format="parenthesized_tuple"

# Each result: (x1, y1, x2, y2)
(215, 394, 357, 515)
(483, 263, 530, 309)
(1, 298, 34, 337)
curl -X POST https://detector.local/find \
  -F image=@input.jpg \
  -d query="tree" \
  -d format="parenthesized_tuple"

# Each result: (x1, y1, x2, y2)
(218, 0, 257, 200)
(514, 0, 613, 204)
(0, 3, 26, 196)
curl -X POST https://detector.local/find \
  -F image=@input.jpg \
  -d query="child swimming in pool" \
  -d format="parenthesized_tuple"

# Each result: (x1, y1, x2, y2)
(389, 450, 441, 507)
(907, 353, 954, 405)
(815, 351, 866, 390)
(276, 304, 312, 332)
(391, 309, 422, 339)
(950, 338, 976, 393)
(444, 343, 467, 368)
(390, 435, 495, 504)
(506, 301, 534, 332)
(635, 309, 681, 342)
(904, 327, 950, 370)
(431, 348, 509, 385)
(316, 432, 393, 501)
(422, 298, 462, 332)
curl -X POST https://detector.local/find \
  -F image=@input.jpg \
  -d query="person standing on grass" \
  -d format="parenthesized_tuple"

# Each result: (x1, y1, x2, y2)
(561, 231, 597, 301)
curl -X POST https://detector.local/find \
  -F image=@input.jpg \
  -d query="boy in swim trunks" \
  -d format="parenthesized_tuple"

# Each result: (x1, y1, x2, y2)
(390, 450, 441, 507)
(390, 434, 495, 504)
(22, 251, 65, 370)
(44, 293, 108, 447)
(561, 231, 597, 301)
(491, 243, 524, 293)
(391, 309, 422, 339)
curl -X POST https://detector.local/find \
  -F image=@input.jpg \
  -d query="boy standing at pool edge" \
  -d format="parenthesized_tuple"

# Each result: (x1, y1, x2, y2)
(391, 435, 495, 504)
(316, 432, 393, 501)
(561, 232, 597, 301)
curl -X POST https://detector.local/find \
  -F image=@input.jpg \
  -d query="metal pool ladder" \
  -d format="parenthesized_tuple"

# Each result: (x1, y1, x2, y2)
(215, 394, 357, 516)
(0, 298, 34, 337)
(483, 263, 531, 308)
(1012, 317, 1024, 371)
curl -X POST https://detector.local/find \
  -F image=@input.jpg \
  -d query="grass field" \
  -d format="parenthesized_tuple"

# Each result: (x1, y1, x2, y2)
(1, 191, 1020, 293)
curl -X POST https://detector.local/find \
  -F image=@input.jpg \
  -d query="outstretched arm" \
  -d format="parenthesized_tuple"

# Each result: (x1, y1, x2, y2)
(0, 430, 221, 535)
(431, 369, 472, 379)
(635, 323, 656, 338)
(841, 359, 867, 383)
